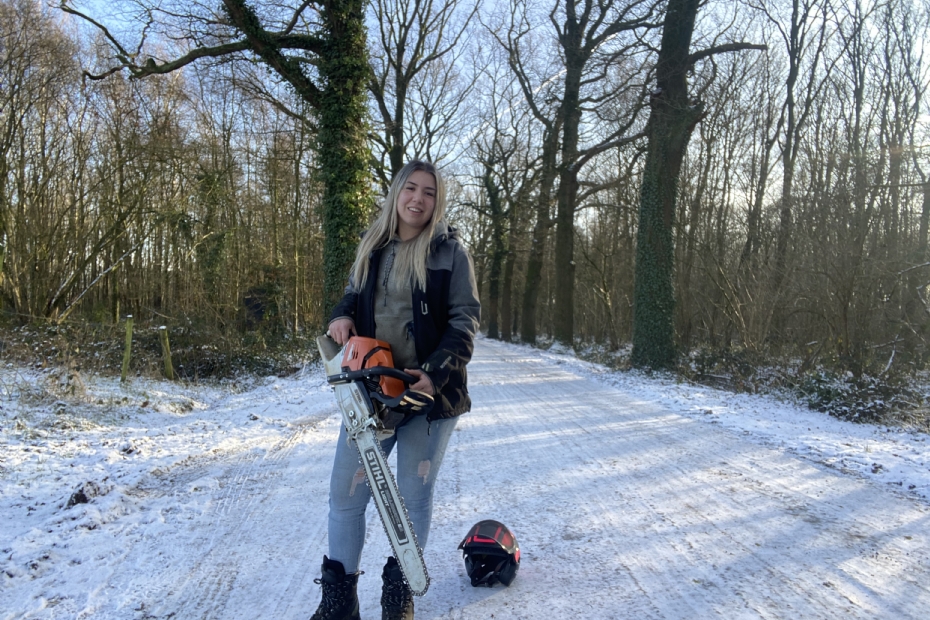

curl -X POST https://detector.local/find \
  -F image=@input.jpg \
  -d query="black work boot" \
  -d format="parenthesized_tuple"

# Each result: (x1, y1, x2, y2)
(380, 556, 414, 620)
(309, 556, 361, 620)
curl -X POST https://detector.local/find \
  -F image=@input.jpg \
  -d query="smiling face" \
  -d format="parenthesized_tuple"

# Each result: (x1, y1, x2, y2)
(395, 169, 437, 241)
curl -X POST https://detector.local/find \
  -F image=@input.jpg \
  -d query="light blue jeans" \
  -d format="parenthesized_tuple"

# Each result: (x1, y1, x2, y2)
(327, 415, 458, 574)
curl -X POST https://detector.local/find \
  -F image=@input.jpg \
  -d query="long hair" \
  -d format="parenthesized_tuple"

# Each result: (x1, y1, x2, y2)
(350, 161, 447, 291)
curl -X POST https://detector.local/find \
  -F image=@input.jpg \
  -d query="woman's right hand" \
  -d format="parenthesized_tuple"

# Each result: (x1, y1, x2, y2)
(328, 318, 357, 345)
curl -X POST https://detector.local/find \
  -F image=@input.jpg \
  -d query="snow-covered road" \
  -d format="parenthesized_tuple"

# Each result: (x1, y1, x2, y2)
(3, 337, 930, 618)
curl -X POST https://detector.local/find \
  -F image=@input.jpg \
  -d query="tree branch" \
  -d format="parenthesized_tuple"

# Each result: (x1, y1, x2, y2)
(60, 3, 133, 59)
(220, 0, 321, 107)
(62, 0, 325, 108)
(688, 42, 767, 66)
(283, 0, 316, 35)
(93, 41, 252, 80)
(576, 131, 647, 170)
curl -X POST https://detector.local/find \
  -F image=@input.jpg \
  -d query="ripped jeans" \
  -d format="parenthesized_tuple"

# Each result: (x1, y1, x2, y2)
(327, 414, 458, 574)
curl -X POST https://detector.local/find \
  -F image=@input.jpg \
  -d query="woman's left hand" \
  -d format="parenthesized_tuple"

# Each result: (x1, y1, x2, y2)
(404, 368, 435, 395)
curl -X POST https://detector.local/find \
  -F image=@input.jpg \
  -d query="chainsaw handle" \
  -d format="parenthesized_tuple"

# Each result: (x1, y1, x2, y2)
(326, 366, 419, 386)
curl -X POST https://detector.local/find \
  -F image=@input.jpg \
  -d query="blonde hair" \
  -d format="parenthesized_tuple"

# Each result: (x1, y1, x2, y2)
(351, 161, 447, 291)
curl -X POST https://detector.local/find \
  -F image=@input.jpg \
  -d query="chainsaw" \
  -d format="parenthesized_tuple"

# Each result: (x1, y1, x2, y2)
(316, 335, 434, 595)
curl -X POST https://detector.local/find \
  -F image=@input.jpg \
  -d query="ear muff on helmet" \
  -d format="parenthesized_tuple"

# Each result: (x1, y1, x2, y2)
(458, 520, 520, 587)
(497, 554, 519, 586)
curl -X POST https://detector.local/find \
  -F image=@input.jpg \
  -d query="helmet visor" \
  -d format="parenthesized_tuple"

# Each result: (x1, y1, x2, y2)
(459, 520, 518, 555)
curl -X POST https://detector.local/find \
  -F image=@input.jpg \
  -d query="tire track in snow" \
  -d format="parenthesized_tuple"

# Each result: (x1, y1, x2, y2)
(409, 339, 930, 620)
(146, 427, 308, 619)
(116, 411, 337, 620)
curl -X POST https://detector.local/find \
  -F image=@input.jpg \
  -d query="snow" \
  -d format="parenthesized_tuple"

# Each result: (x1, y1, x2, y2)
(2, 336, 930, 619)
(538, 348, 930, 501)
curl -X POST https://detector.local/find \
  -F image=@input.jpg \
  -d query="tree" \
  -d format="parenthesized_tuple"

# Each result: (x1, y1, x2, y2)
(0, 0, 103, 320)
(631, 0, 764, 368)
(368, 0, 478, 185)
(494, 0, 658, 344)
(748, 0, 838, 292)
(61, 0, 372, 319)
(466, 36, 541, 341)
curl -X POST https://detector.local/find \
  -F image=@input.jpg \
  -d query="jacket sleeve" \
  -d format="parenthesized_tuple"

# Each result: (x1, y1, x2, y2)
(421, 244, 480, 391)
(328, 277, 360, 327)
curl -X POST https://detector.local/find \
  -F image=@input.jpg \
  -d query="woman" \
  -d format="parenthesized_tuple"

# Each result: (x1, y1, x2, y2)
(312, 161, 480, 620)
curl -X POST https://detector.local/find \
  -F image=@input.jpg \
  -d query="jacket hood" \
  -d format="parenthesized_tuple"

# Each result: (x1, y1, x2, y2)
(430, 220, 459, 248)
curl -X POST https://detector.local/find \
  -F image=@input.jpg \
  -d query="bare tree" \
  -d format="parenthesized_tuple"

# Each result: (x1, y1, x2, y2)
(492, 0, 659, 344)
(746, 0, 840, 291)
(61, 0, 373, 317)
(368, 0, 478, 186)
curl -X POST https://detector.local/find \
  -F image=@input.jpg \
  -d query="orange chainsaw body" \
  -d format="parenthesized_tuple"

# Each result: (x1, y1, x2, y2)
(341, 337, 405, 399)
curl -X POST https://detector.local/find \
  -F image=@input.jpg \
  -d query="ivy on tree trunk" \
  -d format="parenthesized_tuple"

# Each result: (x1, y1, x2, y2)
(631, 0, 703, 369)
(318, 0, 373, 318)
(630, 0, 764, 368)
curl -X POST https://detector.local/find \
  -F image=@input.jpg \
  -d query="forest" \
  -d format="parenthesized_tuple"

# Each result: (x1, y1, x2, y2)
(2, 0, 929, 395)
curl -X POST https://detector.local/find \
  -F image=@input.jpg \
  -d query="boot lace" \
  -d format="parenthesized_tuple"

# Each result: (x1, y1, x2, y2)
(381, 574, 413, 618)
(311, 577, 356, 619)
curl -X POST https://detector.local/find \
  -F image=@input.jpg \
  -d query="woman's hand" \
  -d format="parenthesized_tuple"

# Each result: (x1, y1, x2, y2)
(403, 368, 435, 395)
(328, 318, 357, 345)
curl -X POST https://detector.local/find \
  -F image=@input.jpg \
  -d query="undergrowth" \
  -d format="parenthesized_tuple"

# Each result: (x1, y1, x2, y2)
(572, 341, 930, 430)
(0, 321, 318, 382)
(5, 320, 929, 430)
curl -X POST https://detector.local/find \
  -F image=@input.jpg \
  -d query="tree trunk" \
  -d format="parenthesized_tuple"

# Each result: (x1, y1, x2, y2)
(318, 0, 373, 319)
(501, 248, 516, 341)
(553, 29, 584, 346)
(520, 128, 558, 344)
(631, 0, 703, 369)
(483, 164, 506, 339)
(919, 178, 930, 264)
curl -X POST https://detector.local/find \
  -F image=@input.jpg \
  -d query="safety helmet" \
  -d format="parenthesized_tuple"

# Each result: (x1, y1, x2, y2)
(458, 520, 520, 587)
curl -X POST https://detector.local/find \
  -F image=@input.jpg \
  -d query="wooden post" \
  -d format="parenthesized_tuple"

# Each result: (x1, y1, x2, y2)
(121, 315, 133, 383)
(159, 326, 175, 380)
